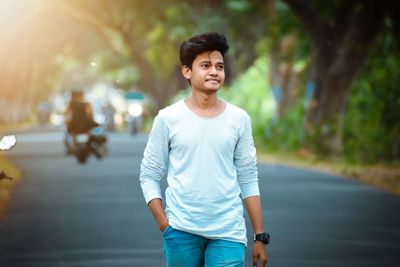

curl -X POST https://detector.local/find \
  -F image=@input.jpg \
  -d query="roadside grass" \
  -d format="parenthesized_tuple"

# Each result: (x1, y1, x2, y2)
(0, 154, 22, 219)
(257, 147, 400, 195)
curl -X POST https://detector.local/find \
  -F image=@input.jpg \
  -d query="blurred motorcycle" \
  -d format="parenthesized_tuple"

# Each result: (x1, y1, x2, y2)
(125, 102, 143, 135)
(65, 126, 108, 164)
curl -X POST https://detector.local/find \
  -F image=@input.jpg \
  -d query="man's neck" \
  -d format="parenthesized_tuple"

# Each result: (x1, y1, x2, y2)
(188, 90, 218, 110)
(185, 90, 226, 118)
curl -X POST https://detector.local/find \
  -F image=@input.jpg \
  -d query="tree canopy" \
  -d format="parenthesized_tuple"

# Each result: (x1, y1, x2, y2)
(0, 0, 398, 163)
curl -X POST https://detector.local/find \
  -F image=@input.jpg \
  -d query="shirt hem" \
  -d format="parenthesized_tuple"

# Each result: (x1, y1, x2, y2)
(168, 221, 248, 246)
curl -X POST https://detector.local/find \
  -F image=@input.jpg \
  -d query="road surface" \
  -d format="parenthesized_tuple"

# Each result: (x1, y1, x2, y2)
(0, 129, 399, 266)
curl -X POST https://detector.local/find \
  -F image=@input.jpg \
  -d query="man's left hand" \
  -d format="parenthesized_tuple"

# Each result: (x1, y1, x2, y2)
(253, 241, 268, 267)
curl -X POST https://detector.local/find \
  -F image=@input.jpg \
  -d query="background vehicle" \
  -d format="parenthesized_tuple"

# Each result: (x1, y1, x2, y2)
(125, 102, 143, 135)
(124, 91, 145, 135)
(73, 132, 90, 164)
(65, 126, 108, 164)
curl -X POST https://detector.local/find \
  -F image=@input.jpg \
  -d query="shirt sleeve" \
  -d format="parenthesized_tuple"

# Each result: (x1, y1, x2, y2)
(234, 113, 260, 199)
(139, 112, 170, 204)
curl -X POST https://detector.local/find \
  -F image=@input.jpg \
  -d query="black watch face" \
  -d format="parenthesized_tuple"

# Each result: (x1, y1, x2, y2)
(255, 233, 270, 244)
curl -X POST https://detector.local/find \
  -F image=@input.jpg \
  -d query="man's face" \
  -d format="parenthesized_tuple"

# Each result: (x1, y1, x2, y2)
(182, 50, 225, 93)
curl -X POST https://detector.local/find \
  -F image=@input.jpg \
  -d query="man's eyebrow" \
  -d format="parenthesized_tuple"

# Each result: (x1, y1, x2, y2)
(198, 60, 224, 65)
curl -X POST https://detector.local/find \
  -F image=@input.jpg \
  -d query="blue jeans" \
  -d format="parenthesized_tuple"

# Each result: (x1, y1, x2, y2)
(162, 226, 245, 267)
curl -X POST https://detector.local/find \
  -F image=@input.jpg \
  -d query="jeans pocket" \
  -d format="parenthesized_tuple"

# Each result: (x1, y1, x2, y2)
(162, 225, 174, 237)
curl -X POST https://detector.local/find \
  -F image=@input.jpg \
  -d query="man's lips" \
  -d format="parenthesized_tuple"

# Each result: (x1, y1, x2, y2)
(205, 79, 220, 83)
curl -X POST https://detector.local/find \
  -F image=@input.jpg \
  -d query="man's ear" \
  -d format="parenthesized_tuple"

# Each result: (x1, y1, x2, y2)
(181, 65, 192, 80)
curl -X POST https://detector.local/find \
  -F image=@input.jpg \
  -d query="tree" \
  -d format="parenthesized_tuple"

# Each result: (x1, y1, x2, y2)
(343, 23, 400, 162)
(283, 0, 398, 152)
(262, 0, 310, 119)
(50, 0, 171, 110)
(53, 0, 233, 110)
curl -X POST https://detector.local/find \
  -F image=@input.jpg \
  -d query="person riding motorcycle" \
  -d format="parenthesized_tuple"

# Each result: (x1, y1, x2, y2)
(64, 91, 99, 154)
(65, 91, 97, 134)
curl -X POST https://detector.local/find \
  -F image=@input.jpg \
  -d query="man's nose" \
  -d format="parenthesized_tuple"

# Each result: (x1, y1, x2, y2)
(209, 66, 218, 75)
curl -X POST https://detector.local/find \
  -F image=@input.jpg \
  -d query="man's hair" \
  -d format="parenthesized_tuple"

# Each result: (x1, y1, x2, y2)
(179, 32, 229, 69)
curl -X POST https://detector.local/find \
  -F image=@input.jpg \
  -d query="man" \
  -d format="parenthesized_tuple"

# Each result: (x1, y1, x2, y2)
(139, 32, 269, 266)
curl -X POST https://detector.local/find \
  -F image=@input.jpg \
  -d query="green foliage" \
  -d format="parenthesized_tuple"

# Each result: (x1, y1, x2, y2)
(145, 24, 178, 78)
(220, 57, 274, 138)
(263, 101, 306, 151)
(343, 29, 400, 163)
(104, 65, 139, 89)
(267, 0, 310, 61)
(92, 51, 139, 89)
(145, 5, 192, 79)
(273, 1, 301, 35)
(144, 3, 230, 80)
(224, 0, 252, 12)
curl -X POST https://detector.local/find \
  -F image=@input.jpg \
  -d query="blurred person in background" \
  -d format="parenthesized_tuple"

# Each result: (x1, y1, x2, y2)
(101, 101, 116, 132)
(37, 101, 52, 125)
(64, 90, 98, 153)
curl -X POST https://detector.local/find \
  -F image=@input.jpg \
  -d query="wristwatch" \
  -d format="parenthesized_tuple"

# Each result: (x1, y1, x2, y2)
(254, 232, 270, 245)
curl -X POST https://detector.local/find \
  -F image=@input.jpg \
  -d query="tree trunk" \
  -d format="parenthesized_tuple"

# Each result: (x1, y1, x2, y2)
(284, 0, 388, 152)
(269, 33, 301, 118)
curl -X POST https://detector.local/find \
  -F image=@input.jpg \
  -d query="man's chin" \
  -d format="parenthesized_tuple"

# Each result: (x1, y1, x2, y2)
(205, 83, 222, 91)
(193, 84, 222, 93)
(203, 87, 221, 93)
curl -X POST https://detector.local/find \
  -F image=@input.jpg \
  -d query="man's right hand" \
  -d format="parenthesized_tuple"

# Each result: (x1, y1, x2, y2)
(148, 198, 169, 232)
(160, 222, 169, 232)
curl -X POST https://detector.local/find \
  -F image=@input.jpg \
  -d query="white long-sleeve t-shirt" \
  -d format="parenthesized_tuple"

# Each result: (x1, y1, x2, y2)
(139, 99, 259, 245)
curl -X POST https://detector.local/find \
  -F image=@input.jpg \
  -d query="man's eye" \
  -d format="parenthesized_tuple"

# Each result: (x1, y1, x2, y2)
(201, 64, 209, 68)
(217, 65, 224, 70)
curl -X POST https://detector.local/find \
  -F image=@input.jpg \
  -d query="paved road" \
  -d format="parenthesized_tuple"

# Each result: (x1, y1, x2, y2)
(0, 129, 399, 267)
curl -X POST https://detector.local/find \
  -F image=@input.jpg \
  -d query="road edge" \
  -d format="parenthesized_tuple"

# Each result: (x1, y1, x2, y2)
(0, 154, 22, 219)
(257, 152, 400, 195)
